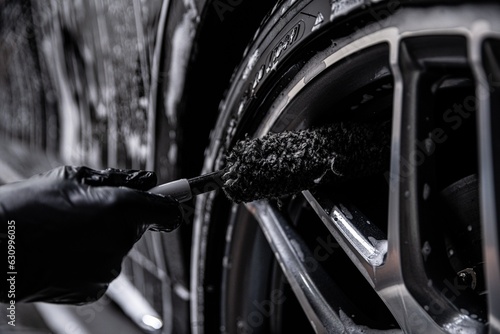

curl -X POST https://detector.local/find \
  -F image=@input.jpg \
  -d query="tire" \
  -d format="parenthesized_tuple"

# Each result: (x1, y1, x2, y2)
(192, 1, 500, 333)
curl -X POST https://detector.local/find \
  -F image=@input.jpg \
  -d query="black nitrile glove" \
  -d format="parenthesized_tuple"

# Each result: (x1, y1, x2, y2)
(0, 166, 183, 304)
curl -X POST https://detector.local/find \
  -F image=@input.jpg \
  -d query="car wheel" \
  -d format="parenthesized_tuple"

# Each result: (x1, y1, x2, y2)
(192, 1, 500, 333)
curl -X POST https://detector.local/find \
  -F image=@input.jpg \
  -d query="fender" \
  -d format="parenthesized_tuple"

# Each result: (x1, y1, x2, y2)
(150, 0, 277, 182)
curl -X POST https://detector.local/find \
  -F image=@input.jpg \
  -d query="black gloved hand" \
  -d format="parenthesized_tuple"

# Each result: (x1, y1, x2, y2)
(0, 166, 183, 304)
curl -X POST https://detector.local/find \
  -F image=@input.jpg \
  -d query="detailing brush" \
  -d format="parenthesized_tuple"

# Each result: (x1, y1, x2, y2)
(149, 121, 390, 203)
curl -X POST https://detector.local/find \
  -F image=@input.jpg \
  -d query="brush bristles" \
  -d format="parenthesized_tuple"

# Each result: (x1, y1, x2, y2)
(222, 121, 390, 203)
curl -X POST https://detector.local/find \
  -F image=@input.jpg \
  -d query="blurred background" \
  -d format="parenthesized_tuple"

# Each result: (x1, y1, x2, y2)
(0, 1, 186, 333)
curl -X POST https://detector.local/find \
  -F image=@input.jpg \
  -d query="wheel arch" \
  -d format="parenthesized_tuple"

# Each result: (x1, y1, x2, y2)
(146, 2, 279, 332)
(152, 0, 279, 183)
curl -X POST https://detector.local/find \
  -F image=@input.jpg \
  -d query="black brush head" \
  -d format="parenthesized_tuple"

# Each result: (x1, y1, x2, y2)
(222, 121, 390, 203)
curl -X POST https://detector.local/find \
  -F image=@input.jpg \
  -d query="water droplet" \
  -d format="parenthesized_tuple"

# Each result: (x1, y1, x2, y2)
(360, 94, 373, 104)
(449, 249, 454, 256)
(339, 204, 353, 219)
(422, 241, 431, 260)
(404, 190, 410, 198)
(423, 183, 431, 200)
(467, 225, 473, 232)
(424, 137, 434, 154)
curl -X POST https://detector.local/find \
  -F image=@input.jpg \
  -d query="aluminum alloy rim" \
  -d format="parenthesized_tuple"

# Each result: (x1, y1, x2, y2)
(193, 4, 500, 333)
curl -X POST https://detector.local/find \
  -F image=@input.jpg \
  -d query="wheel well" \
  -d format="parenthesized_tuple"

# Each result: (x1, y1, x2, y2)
(177, 0, 278, 179)
(152, 1, 279, 312)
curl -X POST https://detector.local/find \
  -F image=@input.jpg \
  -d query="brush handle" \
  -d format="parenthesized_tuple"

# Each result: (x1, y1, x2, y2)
(188, 170, 225, 194)
(148, 170, 225, 203)
(149, 178, 192, 202)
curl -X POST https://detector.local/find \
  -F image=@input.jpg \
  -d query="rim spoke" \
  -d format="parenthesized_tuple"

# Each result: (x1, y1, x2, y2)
(357, 35, 450, 332)
(391, 36, 449, 316)
(246, 201, 378, 333)
(473, 36, 500, 332)
(303, 190, 387, 285)
(382, 35, 490, 332)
